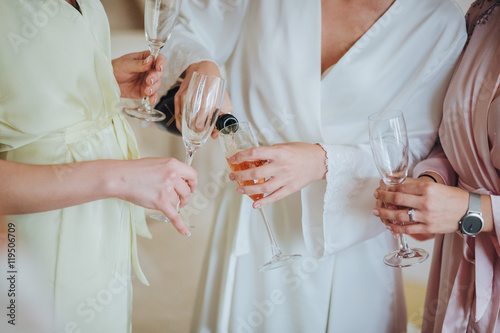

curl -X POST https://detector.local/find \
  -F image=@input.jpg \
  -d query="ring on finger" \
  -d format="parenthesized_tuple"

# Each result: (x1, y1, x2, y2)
(408, 208, 416, 223)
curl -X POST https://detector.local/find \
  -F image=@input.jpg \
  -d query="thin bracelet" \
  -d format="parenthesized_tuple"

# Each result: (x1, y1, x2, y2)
(418, 174, 438, 183)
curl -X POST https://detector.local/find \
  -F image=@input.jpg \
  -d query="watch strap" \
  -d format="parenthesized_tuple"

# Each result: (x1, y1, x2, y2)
(468, 192, 482, 213)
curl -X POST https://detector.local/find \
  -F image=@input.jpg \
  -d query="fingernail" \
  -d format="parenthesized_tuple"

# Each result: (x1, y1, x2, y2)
(184, 230, 191, 236)
(143, 56, 151, 64)
(386, 226, 392, 231)
(229, 173, 235, 180)
(150, 77, 154, 85)
(230, 156, 236, 163)
(149, 88, 153, 95)
(159, 64, 164, 71)
(254, 203, 261, 209)
(374, 191, 379, 199)
(237, 188, 244, 194)
(372, 209, 379, 216)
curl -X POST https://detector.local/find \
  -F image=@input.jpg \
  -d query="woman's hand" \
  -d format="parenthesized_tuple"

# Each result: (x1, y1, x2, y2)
(175, 61, 233, 138)
(372, 177, 469, 236)
(228, 142, 327, 208)
(110, 157, 198, 236)
(112, 51, 166, 104)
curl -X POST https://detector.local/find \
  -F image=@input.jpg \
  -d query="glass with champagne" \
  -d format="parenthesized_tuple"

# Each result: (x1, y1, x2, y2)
(219, 122, 301, 271)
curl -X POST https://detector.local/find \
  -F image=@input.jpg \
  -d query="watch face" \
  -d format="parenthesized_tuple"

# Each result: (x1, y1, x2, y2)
(462, 215, 484, 234)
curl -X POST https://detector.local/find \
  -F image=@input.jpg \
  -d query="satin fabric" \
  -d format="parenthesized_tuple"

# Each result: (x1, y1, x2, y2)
(0, 1, 150, 332)
(414, 1, 500, 331)
(161, 0, 466, 331)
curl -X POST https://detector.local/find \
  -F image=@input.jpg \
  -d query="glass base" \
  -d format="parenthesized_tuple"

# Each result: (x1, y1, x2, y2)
(123, 106, 166, 122)
(384, 247, 429, 268)
(258, 254, 302, 272)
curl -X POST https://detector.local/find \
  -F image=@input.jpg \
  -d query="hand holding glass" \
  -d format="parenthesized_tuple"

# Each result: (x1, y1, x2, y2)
(150, 72, 226, 223)
(123, 0, 182, 121)
(219, 122, 301, 271)
(368, 111, 429, 267)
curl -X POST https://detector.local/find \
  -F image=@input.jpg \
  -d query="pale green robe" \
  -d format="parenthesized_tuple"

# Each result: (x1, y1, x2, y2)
(0, 1, 150, 332)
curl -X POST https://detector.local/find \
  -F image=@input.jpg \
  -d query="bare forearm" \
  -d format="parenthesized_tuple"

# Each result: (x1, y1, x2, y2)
(0, 160, 115, 214)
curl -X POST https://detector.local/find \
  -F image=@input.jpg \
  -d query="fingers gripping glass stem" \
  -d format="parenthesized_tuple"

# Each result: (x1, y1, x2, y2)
(368, 111, 429, 267)
(219, 122, 301, 271)
(123, 0, 182, 121)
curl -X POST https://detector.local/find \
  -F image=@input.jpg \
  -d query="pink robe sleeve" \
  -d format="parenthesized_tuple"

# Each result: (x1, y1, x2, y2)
(412, 142, 458, 186)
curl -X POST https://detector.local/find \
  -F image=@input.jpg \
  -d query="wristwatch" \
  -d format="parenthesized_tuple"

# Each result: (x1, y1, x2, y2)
(458, 192, 484, 237)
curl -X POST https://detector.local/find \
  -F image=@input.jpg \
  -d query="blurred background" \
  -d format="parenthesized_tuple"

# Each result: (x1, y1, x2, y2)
(100, 0, 475, 332)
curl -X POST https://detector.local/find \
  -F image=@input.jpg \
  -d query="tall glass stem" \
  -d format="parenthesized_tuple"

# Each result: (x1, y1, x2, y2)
(175, 149, 195, 213)
(258, 208, 283, 257)
(185, 149, 195, 166)
(398, 234, 412, 254)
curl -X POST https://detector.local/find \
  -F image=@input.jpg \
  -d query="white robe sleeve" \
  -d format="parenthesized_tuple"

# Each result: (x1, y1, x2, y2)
(301, 33, 467, 259)
(160, 0, 249, 92)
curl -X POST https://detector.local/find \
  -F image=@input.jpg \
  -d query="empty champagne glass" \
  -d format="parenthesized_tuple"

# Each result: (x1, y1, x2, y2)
(219, 122, 301, 271)
(369, 110, 429, 267)
(150, 72, 226, 223)
(123, 0, 182, 121)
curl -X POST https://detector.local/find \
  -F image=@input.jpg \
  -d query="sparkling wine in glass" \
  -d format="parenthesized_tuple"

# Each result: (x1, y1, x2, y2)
(123, 0, 182, 121)
(369, 110, 429, 267)
(219, 122, 301, 271)
(150, 72, 226, 223)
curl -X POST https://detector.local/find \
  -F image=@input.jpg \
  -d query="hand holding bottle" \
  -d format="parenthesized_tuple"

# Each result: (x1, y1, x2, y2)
(175, 61, 234, 138)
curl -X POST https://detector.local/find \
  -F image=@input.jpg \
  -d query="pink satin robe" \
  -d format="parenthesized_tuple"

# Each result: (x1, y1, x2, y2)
(413, 1, 500, 332)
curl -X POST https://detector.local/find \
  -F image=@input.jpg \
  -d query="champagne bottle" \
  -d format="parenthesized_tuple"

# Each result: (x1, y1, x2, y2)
(216, 113, 239, 132)
(156, 85, 239, 135)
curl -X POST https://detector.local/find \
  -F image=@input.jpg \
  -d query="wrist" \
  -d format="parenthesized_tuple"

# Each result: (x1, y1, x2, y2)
(186, 61, 221, 77)
(418, 172, 444, 184)
(481, 194, 495, 233)
(314, 143, 328, 180)
(101, 160, 125, 200)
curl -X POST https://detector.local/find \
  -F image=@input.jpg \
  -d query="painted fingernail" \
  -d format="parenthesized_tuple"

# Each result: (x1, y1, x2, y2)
(143, 56, 151, 64)
(149, 88, 153, 95)
(184, 230, 191, 236)
(159, 64, 164, 71)
(254, 203, 261, 209)
(230, 156, 236, 163)
(372, 209, 380, 216)
(237, 188, 244, 194)
(150, 77, 154, 85)
(374, 191, 379, 199)
(229, 173, 235, 180)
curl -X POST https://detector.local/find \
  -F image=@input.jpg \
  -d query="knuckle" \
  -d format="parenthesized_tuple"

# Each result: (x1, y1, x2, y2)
(421, 183, 433, 195)
(392, 193, 404, 205)
(261, 184, 273, 193)
(396, 212, 407, 222)
(249, 170, 259, 179)
(421, 200, 432, 211)
(249, 148, 259, 159)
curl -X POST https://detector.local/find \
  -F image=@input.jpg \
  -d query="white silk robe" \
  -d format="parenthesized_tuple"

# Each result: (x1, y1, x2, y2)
(162, 0, 467, 331)
(0, 1, 150, 332)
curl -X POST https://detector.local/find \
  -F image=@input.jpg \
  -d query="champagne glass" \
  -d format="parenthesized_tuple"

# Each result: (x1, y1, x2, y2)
(150, 72, 226, 223)
(219, 122, 301, 271)
(368, 110, 429, 267)
(123, 0, 182, 121)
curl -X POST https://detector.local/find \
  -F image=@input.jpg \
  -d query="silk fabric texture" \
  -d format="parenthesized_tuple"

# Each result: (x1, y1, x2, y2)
(0, 1, 150, 332)
(413, 1, 500, 331)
